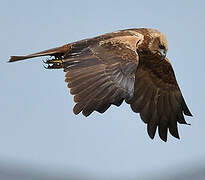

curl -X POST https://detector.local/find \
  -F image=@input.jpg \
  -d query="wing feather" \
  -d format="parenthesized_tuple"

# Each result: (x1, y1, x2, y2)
(63, 36, 138, 116)
(61, 32, 192, 142)
(129, 58, 192, 141)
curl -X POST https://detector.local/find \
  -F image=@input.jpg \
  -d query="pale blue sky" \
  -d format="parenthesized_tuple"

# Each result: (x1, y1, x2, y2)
(1, 0, 205, 179)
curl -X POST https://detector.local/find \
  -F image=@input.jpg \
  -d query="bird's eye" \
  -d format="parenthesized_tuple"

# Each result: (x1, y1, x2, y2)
(159, 44, 165, 49)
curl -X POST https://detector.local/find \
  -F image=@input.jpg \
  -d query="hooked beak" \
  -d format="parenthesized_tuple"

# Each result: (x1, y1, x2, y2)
(158, 49, 167, 60)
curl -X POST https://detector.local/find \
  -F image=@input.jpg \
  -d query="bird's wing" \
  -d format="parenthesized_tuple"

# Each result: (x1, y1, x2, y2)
(63, 35, 140, 117)
(128, 57, 192, 141)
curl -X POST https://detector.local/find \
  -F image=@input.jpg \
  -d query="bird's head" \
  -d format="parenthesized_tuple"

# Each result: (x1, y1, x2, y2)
(137, 28, 168, 60)
(147, 29, 168, 60)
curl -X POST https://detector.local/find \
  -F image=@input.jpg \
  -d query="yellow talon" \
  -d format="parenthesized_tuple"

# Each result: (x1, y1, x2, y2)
(45, 59, 62, 64)
(43, 58, 63, 69)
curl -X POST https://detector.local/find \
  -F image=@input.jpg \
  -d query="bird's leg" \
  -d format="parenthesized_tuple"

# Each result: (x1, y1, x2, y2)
(43, 56, 63, 69)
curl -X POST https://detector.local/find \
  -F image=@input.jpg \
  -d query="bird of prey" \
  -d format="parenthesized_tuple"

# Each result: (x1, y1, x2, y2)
(9, 28, 192, 142)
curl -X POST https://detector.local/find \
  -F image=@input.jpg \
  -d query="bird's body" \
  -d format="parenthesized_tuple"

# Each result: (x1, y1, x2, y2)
(9, 28, 192, 141)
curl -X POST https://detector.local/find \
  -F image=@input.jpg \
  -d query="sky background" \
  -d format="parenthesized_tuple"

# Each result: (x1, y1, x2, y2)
(1, 0, 205, 179)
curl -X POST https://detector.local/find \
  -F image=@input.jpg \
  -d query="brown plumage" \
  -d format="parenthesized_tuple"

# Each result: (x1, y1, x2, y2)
(8, 28, 193, 142)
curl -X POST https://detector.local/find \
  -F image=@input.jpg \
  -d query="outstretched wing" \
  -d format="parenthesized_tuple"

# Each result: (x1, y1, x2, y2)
(128, 57, 192, 141)
(63, 36, 140, 117)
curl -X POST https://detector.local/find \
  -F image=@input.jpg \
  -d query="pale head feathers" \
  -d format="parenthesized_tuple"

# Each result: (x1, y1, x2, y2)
(99, 28, 168, 60)
(147, 28, 168, 50)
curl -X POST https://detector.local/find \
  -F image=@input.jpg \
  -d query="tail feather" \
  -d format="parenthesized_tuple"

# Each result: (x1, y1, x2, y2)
(8, 44, 71, 63)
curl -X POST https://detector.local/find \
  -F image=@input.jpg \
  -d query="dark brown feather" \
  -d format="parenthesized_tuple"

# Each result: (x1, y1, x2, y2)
(63, 34, 138, 116)
(147, 108, 158, 139)
(140, 88, 155, 123)
(158, 116, 169, 142)
(130, 57, 192, 141)
(168, 113, 180, 139)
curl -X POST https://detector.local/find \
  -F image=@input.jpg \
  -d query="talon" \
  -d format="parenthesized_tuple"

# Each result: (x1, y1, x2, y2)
(43, 58, 63, 69)
(42, 60, 47, 64)
(43, 64, 48, 69)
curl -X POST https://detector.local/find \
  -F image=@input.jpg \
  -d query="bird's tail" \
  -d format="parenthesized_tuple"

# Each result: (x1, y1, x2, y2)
(8, 44, 71, 63)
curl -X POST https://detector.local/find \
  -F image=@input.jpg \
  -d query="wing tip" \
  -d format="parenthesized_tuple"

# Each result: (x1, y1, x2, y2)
(158, 129, 168, 142)
(160, 136, 167, 142)
(184, 111, 193, 117)
(171, 133, 180, 140)
(147, 130, 155, 140)
(148, 134, 155, 140)
(182, 97, 193, 117)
